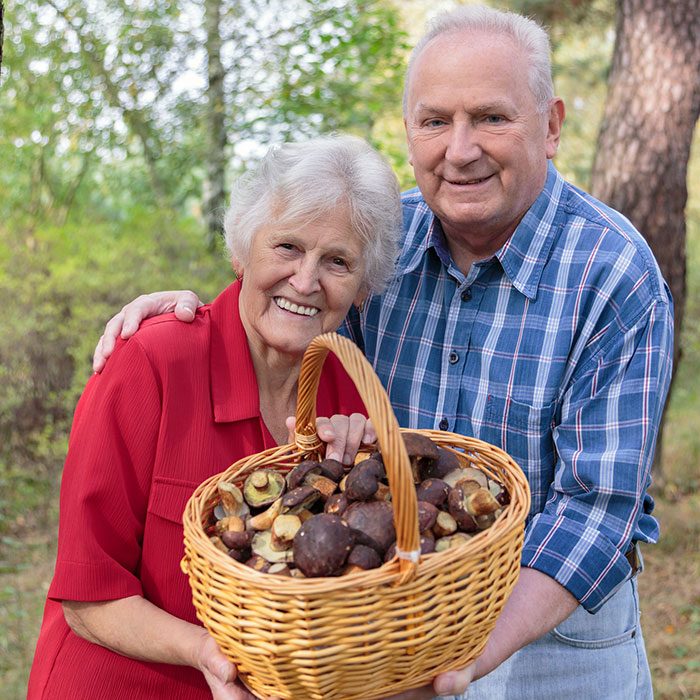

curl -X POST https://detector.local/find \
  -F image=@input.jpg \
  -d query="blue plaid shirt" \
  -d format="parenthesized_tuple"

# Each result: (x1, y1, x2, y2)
(344, 163, 673, 612)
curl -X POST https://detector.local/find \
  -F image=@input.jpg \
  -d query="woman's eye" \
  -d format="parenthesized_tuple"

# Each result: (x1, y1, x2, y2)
(331, 257, 348, 268)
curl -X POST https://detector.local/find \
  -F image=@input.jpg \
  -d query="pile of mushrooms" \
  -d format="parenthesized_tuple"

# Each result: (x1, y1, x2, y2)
(207, 434, 509, 578)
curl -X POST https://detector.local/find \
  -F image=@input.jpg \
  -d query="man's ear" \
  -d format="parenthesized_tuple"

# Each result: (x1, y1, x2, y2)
(404, 117, 414, 166)
(545, 98, 566, 160)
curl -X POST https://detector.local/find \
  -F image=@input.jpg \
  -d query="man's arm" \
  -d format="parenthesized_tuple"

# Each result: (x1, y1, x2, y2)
(93, 290, 203, 371)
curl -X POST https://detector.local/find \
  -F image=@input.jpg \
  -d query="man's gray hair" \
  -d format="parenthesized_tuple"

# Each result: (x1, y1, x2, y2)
(403, 5, 554, 114)
(223, 134, 401, 294)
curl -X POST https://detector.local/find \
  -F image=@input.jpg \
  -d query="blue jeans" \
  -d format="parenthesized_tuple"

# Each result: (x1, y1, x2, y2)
(447, 578, 652, 700)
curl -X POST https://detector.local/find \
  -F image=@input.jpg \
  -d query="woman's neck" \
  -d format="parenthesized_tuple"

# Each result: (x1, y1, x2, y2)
(247, 340, 301, 445)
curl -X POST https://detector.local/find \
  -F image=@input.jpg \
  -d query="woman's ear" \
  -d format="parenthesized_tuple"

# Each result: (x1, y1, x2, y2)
(232, 258, 244, 280)
(353, 287, 368, 313)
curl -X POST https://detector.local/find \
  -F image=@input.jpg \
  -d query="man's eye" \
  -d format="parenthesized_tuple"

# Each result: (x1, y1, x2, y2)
(483, 114, 506, 124)
(425, 118, 446, 128)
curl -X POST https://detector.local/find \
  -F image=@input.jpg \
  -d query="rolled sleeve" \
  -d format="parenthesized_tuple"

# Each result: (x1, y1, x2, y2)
(49, 338, 161, 603)
(522, 298, 673, 611)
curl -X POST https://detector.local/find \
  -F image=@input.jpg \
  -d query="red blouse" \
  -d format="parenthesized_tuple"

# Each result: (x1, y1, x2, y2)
(27, 281, 366, 699)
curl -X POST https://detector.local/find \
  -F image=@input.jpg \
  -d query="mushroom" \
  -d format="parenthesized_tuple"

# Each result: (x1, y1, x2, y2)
(435, 532, 473, 552)
(221, 529, 253, 551)
(415, 478, 449, 507)
(489, 480, 511, 506)
(319, 458, 346, 483)
(286, 461, 337, 500)
(282, 485, 321, 513)
(324, 492, 350, 516)
(417, 501, 439, 532)
(209, 535, 229, 553)
(402, 433, 439, 483)
(344, 458, 386, 501)
(267, 562, 292, 576)
(420, 532, 436, 554)
(421, 446, 462, 480)
(343, 500, 396, 556)
(270, 514, 302, 551)
(245, 554, 271, 573)
(293, 513, 355, 577)
(248, 497, 284, 531)
(346, 544, 382, 571)
(447, 482, 479, 533)
(217, 482, 250, 519)
(251, 530, 295, 564)
(243, 469, 286, 509)
(215, 515, 246, 537)
(433, 510, 458, 538)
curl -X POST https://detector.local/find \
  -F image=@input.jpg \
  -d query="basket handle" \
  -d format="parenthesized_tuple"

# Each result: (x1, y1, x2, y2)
(294, 332, 420, 584)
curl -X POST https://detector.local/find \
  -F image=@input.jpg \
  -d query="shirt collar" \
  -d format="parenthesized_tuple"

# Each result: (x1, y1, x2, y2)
(209, 280, 261, 423)
(397, 163, 566, 299)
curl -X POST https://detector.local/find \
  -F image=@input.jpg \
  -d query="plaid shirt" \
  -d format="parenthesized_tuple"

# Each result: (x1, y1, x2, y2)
(344, 163, 673, 612)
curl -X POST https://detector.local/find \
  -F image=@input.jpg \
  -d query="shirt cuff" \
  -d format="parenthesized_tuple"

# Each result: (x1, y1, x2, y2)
(521, 513, 633, 613)
(48, 558, 144, 603)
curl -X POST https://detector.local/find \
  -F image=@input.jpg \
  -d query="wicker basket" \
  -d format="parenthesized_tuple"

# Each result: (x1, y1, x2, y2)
(181, 332, 530, 700)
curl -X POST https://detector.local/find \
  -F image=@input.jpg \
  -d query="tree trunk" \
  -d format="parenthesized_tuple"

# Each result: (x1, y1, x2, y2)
(203, 0, 228, 251)
(589, 0, 700, 479)
(1, 1, 4, 72)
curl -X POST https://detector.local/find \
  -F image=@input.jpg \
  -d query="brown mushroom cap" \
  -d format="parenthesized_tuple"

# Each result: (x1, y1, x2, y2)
(402, 433, 439, 483)
(293, 513, 355, 577)
(319, 458, 346, 482)
(344, 458, 386, 501)
(221, 529, 253, 551)
(415, 478, 450, 507)
(343, 500, 396, 555)
(324, 492, 350, 516)
(286, 460, 323, 490)
(347, 544, 382, 570)
(417, 501, 440, 532)
(447, 483, 479, 533)
(282, 485, 321, 513)
(421, 447, 462, 480)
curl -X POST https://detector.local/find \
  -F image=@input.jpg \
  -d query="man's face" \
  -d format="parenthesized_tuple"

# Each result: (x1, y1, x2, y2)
(404, 31, 563, 264)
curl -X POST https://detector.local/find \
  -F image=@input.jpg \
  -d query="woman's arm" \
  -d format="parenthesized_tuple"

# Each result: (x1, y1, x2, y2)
(63, 596, 259, 700)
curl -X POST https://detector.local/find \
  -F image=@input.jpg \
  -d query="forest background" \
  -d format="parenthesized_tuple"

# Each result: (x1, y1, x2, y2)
(0, 0, 698, 697)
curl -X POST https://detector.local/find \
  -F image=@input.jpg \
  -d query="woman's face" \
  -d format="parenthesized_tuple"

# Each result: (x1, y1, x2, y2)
(237, 209, 367, 359)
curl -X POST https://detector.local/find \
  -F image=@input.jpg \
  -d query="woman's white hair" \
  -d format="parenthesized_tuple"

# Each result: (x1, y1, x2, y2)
(223, 134, 401, 294)
(403, 5, 554, 113)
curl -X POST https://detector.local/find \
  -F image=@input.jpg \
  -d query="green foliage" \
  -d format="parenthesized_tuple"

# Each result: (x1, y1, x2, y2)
(0, 212, 230, 536)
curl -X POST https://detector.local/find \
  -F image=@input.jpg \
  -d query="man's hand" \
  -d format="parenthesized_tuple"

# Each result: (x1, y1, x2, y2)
(380, 664, 475, 699)
(286, 414, 376, 465)
(93, 291, 202, 372)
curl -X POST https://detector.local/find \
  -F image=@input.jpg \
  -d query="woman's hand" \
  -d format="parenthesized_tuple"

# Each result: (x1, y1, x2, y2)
(286, 414, 376, 465)
(93, 290, 202, 372)
(194, 631, 260, 700)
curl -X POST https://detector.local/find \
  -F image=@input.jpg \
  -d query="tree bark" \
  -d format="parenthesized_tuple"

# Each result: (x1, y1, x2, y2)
(1, 1, 4, 73)
(203, 0, 228, 251)
(589, 0, 700, 478)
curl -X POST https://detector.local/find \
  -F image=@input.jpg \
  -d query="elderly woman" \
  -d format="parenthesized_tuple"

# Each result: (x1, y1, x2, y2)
(27, 135, 401, 700)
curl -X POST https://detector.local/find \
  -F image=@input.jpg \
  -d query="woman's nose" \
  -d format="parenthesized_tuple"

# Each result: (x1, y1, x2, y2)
(289, 257, 321, 294)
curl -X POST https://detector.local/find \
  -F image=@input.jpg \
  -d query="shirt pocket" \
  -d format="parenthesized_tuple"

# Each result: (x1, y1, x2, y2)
(482, 393, 556, 512)
(147, 477, 201, 525)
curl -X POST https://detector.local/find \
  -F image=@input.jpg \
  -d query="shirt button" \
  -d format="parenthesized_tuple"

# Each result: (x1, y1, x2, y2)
(439, 418, 449, 430)
(449, 351, 459, 364)
(461, 288, 472, 301)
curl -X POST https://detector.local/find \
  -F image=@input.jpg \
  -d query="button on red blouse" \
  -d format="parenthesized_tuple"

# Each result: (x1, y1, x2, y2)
(28, 280, 367, 699)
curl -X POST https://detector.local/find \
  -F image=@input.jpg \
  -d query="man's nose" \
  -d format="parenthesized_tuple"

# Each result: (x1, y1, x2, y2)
(445, 122, 481, 166)
(289, 256, 321, 294)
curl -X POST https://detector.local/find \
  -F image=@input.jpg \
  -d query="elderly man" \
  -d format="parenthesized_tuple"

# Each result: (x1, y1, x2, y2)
(95, 6, 672, 699)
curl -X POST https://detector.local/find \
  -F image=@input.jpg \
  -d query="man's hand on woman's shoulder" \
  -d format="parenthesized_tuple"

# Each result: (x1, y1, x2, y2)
(93, 290, 203, 372)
